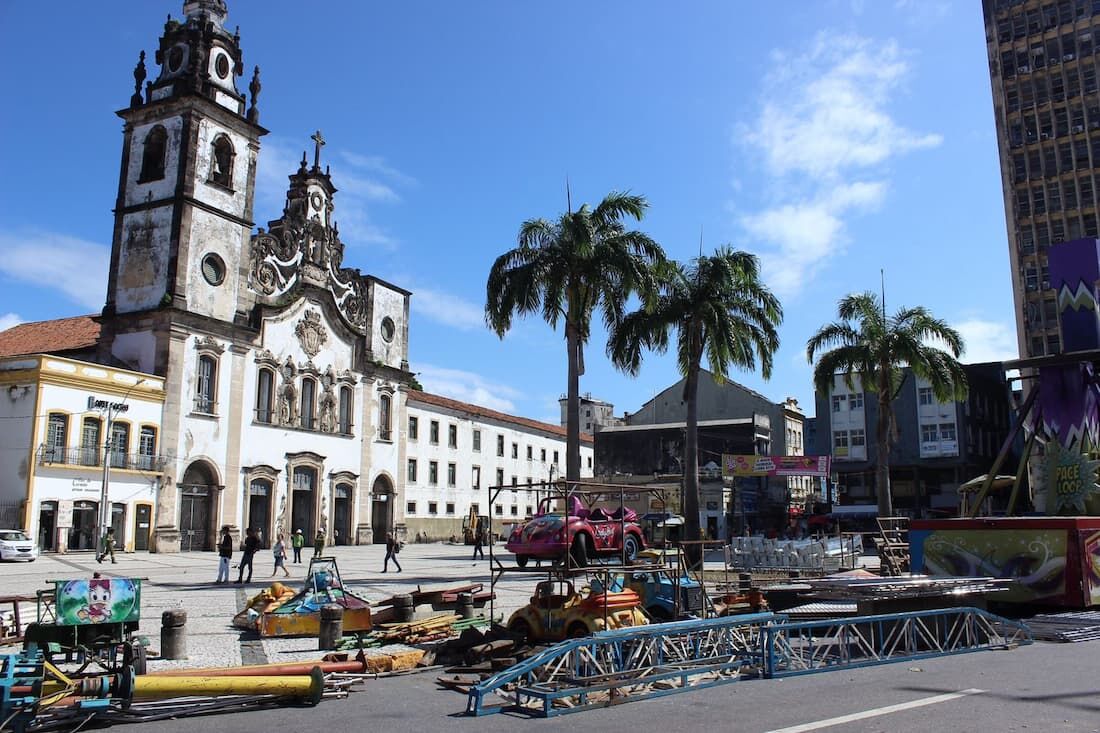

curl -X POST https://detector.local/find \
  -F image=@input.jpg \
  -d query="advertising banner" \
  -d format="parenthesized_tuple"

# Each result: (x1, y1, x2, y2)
(722, 454, 831, 478)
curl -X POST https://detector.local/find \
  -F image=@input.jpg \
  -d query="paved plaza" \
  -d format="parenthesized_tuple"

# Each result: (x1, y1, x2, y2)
(1, 541, 641, 668)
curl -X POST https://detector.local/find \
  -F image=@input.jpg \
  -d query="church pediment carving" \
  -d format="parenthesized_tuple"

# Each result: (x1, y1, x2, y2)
(247, 145, 370, 335)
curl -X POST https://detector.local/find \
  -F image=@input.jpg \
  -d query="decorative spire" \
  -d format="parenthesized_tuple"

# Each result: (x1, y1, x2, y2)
(246, 65, 261, 123)
(131, 51, 147, 107)
(182, 0, 228, 25)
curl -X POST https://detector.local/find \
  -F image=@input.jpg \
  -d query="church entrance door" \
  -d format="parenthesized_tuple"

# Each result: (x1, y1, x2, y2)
(333, 483, 352, 545)
(179, 461, 218, 551)
(370, 476, 393, 544)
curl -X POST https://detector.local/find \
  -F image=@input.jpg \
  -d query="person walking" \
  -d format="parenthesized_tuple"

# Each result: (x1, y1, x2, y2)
(271, 533, 290, 577)
(471, 523, 485, 561)
(313, 528, 326, 558)
(237, 527, 260, 584)
(216, 526, 232, 584)
(96, 527, 117, 564)
(292, 529, 304, 563)
(382, 532, 402, 573)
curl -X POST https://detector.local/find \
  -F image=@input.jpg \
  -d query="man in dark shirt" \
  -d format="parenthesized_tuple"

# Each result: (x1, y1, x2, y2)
(237, 527, 260, 584)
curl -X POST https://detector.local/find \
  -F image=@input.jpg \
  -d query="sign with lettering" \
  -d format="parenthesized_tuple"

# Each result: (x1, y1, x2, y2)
(1043, 442, 1100, 513)
(722, 454, 831, 478)
(87, 396, 129, 413)
(57, 500, 74, 528)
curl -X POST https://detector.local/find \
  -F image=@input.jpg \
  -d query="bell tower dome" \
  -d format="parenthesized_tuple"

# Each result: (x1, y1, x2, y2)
(104, 0, 266, 328)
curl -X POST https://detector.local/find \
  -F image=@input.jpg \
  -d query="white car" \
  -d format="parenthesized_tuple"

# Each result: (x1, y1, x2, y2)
(0, 529, 38, 561)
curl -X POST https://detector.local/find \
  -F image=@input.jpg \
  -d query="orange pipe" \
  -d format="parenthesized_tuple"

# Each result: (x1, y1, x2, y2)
(147, 659, 365, 677)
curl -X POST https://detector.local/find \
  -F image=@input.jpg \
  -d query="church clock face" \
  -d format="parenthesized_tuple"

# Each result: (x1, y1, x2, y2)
(214, 53, 230, 79)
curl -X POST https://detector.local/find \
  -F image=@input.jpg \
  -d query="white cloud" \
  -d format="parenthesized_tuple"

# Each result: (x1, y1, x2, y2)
(0, 230, 108, 309)
(742, 182, 886, 295)
(412, 288, 485, 331)
(894, 0, 951, 26)
(0, 313, 23, 333)
(415, 364, 522, 413)
(254, 136, 406, 248)
(738, 33, 941, 298)
(748, 35, 941, 181)
(339, 151, 418, 186)
(955, 319, 1019, 363)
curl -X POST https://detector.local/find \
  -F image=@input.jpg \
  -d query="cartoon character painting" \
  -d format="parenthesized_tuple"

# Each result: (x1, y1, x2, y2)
(56, 578, 140, 625)
(79, 579, 113, 622)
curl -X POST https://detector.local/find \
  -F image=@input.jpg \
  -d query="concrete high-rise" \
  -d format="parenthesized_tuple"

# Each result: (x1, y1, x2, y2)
(982, 0, 1100, 358)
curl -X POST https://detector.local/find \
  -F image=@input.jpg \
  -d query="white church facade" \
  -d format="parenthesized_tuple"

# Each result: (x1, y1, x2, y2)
(0, 0, 591, 553)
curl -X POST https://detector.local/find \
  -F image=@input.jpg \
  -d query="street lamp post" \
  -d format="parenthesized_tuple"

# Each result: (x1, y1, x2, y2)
(95, 378, 146, 551)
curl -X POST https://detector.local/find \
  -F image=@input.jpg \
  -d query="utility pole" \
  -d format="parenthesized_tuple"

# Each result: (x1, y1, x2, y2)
(95, 379, 146, 550)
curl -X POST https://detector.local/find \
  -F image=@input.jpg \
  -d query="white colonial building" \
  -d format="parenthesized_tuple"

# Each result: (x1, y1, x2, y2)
(0, 0, 590, 552)
(405, 392, 593, 541)
(0, 355, 165, 552)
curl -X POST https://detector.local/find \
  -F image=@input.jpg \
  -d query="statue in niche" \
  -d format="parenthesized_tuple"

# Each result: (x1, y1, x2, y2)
(318, 368, 337, 433)
(277, 358, 298, 427)
(275, 493, 287, 537)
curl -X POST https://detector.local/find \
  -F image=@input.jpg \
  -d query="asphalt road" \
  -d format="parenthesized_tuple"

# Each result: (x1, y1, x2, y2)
(4, 544, 1098, 731)
(121, 635, 1099, 733)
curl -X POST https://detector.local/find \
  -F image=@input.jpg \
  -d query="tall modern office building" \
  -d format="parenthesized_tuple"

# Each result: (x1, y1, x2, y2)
(982, 0, 1100, 358)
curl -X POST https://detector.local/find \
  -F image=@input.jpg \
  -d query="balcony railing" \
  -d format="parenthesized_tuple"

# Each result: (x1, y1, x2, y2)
(37, 445, 167, 472)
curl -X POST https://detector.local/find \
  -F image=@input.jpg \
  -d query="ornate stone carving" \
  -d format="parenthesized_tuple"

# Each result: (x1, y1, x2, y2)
(254, 348, 279, 366)
(294, 310, 327, 358)
(277, 358, 298, 427)
(194, 335, 224, 354)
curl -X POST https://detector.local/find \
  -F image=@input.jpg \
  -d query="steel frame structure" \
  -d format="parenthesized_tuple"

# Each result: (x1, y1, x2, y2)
(763, 606, 1031, 678)
(467, 612, 775, 717)
(465, 606, 1032, 717)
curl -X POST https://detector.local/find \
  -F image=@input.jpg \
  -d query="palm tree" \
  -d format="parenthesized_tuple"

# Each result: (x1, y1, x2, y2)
(806, 292, 968, 517)
(609, 248, 782, 554)
(486, 191, 665, 483)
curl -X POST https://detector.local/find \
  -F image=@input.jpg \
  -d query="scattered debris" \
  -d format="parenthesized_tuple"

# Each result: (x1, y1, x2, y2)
(1025, 611, 1100, 642)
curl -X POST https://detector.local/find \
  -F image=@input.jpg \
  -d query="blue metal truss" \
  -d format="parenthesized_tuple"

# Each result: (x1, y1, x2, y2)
(464, 607, 1032, 717)
(763, 606, 1032, 678)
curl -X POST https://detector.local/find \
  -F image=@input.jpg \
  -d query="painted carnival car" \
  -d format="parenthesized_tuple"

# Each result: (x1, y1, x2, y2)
(505, 495, 645, 567)
(506, 579, 648, 642)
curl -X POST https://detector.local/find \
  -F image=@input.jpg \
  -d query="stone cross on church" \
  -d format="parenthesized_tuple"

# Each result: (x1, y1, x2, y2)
(312, 130, 325, 169)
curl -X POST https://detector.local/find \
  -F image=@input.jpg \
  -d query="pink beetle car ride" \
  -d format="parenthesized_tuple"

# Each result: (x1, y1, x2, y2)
(505, 495, 646, 567)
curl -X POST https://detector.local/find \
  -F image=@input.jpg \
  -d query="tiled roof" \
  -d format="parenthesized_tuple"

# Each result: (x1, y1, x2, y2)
(0, 315, 101, 359)
(407, 390, 594, 444)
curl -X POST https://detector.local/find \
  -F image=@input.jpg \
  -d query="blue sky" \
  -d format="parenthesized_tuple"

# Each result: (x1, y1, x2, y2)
(0, 0, 1016, 425)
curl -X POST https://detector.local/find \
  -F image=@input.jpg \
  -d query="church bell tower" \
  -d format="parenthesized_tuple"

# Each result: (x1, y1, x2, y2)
(105, 0, 266, 325)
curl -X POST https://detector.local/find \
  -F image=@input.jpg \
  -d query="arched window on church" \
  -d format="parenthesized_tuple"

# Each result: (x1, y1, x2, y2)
(209, 134, 235, 188)
(195, 355, 217, 414)
(138, 125, 168, 182)
(256, 367, 274, 424)
(339, 385, 353, 435)
(300, 377, 317, 430)
(378, 393, 392, 441)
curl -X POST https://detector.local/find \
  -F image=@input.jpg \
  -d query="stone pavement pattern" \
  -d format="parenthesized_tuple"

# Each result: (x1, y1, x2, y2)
(1, 542, 573, 668)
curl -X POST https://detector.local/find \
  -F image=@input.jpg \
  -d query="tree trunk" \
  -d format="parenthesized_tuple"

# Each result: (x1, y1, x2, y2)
(875, 390, 893, 517)
(683, 362, 701, 564)
(565, 321, 581, 483)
